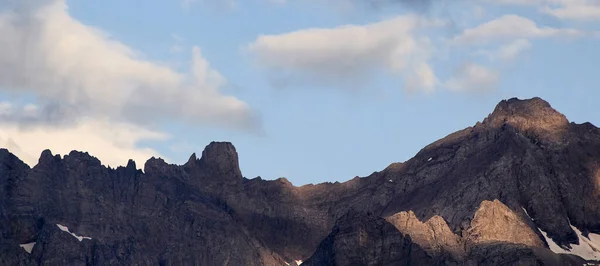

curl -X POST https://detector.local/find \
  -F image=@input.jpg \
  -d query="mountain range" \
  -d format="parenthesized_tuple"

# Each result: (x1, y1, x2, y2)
(1, 97, 599, 265)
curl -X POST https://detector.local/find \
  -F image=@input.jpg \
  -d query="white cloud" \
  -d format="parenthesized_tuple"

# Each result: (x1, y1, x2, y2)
(452, 15, 589, 45)
(404, 62, 438, 93)
(245, 15, 444, 92)
(490, 0, 600, 21)
(541, 4, 600, 21)
(0, 112, 168, 169)
(0, 0, 258, 167)
(0, 0, 257, 130)
(444, 63, 500, 92)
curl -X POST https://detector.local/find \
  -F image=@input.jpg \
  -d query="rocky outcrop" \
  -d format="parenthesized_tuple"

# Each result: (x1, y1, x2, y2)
(307, 208, 587, 266)
(1, 97, 599, 265)
(483, 97, 570, 142)
(302, 210, 436, 266)
(386, 211, 464, 261)
(198, 141, 242, 179)
(465, 200, 544, 248)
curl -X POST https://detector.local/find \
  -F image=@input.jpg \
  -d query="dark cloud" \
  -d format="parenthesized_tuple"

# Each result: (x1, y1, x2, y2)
(0, 101, 80, 130)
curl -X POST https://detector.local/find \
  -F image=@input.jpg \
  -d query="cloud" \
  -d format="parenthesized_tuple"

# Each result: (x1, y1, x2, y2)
(245, 15, 444, 92)
(0, 108, 168, 168)
(0, 0, 258, 131)
(452, 14, 589, 45)
(541, 4, 600, 21)
(0, 0, 258, 167)
(473, 38, 532, 62)
(445, 15, 574, 92)
(490, 0, 600, 21)
(444, 62, 499, 92)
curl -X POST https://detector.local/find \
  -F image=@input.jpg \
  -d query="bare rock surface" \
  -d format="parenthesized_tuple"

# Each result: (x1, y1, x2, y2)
(465, 200, 545, 248)
(386, 211, 464, 261)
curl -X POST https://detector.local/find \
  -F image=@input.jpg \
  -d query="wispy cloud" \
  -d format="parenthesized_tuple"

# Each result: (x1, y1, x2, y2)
(451, 15, 591, 45)
(472, 39, 532, 62)
(490, 0, 600, 22)
(444, 62, 500, 92)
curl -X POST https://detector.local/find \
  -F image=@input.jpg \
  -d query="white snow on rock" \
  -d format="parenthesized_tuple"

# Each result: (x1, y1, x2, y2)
(56, 224, 92, 242)
(295, 260, 303, 265)
(538, 223, 600, 261)
(19, 242, 35, 253)
(428, 157, 432, 162)
(521, 206, 600, 261)
(521, 207, 532, 220)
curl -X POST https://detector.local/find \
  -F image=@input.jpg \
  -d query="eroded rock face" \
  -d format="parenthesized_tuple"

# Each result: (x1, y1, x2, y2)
(1, 97, 600, 265)
(308, 209, 587, 266)
(386, 211, 464, 261)
(302, 211, 436, 266)
(484, 97, 569, 137)
(465, 200, 545, 248)
(3, 147, 287, 265)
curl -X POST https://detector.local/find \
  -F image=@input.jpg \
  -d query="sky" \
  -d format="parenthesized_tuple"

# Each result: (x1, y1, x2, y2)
(0, 0, 598, 185)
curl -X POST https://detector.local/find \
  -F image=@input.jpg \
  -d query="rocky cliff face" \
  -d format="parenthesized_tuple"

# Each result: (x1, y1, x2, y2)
(0, 97, 599, 265)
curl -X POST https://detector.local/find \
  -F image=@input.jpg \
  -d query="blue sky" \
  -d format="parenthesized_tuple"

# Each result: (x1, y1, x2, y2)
(0, 0, 598, 185)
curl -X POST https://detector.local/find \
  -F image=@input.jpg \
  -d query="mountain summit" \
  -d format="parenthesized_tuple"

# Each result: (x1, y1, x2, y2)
(1, 97, 599, 266)
(483, 97, 570, 142)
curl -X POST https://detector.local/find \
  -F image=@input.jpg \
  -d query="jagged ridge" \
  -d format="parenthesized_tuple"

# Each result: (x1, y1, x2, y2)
(0, 97, 599, 266)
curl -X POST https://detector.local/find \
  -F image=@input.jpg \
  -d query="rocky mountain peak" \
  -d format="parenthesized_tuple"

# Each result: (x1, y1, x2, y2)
(483, 97, 569, 133)
(198, 141, 242, 179)
(143, 156, 168, 174)
(484, 97, 569, 128)
(126, 159, 136, 170)
(63, 151, 102, 168)
(38, 149, 61, 166)
(185, 152, 197, 166)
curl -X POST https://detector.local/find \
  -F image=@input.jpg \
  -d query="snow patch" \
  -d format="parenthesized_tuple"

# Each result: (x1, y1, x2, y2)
(520, 207, 600, 261)
(56, 224, 92, 242)
(521, 207, 533, 220)
(19, 242, 35, 253)
(388, 179, 393, 183)
(295, 260, 303, 265)
(428, 157, 432, 162)
(538, 223, 600, 261)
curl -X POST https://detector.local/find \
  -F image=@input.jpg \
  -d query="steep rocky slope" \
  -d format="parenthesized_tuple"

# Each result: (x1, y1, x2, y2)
(0, 97, 599, 265)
